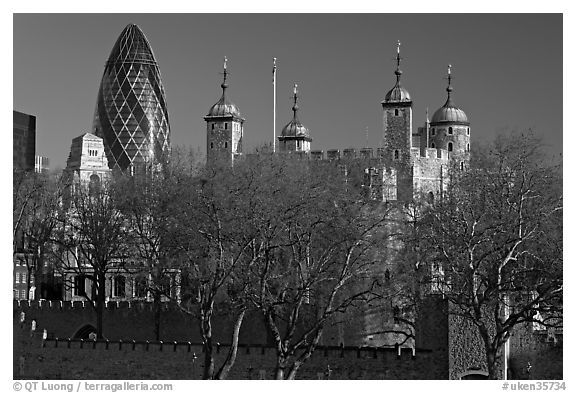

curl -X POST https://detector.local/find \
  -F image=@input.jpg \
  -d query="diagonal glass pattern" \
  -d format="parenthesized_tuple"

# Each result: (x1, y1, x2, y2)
(92, 23, 171, 171)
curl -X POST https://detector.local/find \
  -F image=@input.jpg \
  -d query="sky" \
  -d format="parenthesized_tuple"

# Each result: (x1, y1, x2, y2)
(13, 13, 563, 171)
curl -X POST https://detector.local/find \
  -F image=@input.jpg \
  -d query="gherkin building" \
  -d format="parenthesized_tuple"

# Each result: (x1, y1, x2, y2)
(92, 23, 170, 172)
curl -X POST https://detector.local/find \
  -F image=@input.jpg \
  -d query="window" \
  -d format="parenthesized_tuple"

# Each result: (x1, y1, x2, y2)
(224, 123, 228, 130)
(448, 127, 453, 135)
(135, 276, 147, 298)
(211, 124, 215, 130)
(467, 143, 470, 152)
(394, 109, 399, 116)
(431, 142, 436, 148)
(394, 150, 399, 160)
(224, 141, 228, 149)
(89, 174, 101, 197)
(467, 127, 470, 136)
(431, 128, 436, 136)
(74, 275, 86, 296)
(428, 191, 435, 204)
(448, 142, 453, 152)
(113, 275, 126, 298)
(15, 273, 20, 284)
(460, 162, 465, 171)
(21, 290, 26, 299)
(210, 142, 214, 149)
(297, 140, 301, 148)
(22, 273, 27, 283)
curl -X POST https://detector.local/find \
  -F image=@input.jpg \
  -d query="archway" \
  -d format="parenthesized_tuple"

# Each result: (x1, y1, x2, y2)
(72, 324, 97, 339)
(458, 370, 489, 380)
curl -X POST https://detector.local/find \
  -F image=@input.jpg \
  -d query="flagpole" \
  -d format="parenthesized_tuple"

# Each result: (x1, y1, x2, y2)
(273, 57, 277, 153)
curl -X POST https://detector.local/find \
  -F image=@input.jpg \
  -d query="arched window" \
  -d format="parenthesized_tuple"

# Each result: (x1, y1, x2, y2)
(427, 191, 435, 204)
(394, 109, 399, 116)
(394, 150, 399, 160)
(431, 142, 436, 148)
(448, 127, 453, 135)
(89, 174, 101, 197)
(467, 127, 470, 136)
(448, 142, 453, 152)
(467, 143, 470, 152)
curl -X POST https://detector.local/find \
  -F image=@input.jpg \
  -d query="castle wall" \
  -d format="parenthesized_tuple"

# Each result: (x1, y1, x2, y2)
(13, 300, 270, 345)
(412, 151, 447, 198)
(14, 318, 446, 380)
(507, 324, 563, 380)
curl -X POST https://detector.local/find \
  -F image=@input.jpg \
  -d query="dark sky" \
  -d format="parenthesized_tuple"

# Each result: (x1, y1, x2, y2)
(13, 14, 562, 170)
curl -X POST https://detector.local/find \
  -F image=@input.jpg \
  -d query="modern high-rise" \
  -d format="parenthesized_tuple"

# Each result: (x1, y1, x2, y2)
(34, 156, 50, 173)
(13, 110, 36, 172)
(92, 24, 171, 172)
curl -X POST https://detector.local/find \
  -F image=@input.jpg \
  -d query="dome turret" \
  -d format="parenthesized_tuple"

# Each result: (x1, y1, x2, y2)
(280, 84, 311, 139)
(383, 41, 411, 103)
(278, 84, 312, 153)
(205, 57, 243, 120)
(431, 64, 469, 125)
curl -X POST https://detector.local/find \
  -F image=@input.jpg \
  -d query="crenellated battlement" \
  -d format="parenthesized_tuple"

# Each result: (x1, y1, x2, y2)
(39, 337, 421, 360)
(14, 299, 178, 312)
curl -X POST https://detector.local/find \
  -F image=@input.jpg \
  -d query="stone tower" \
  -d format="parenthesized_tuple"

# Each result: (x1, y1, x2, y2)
(382, 41, 414, 200)
(382, 41, 413, 163)
(205, 57, 245, 166)
(429, 65, 471, 169)
(278, 83, 312, 153)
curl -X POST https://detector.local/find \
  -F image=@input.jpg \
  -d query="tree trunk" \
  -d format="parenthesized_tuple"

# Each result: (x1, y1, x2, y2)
(200, 306, 215, 380)
(153, 292, 161, 341)
(215, 308, 246, 379)
(274, 355, 287, 380)
(96, 272, 106, 339)
(486, 348, 500, 380)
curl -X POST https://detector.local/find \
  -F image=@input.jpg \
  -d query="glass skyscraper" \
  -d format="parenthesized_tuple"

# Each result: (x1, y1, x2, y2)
(92, 24, 170, 172)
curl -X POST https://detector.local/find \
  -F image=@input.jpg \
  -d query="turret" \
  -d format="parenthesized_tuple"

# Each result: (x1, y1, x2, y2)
(205, 57, 245, 166)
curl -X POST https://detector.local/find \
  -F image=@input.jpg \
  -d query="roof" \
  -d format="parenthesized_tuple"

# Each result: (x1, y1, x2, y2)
(431, 97, 469, 125)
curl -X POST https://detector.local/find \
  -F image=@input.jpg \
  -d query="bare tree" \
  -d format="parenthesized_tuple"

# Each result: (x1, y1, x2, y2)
(417, 132, 562, 379)
(51, 177, 129, 338)
(14, 171, 62, 300)
(115, 168, 184, 340)
(172, 158, 257, 380)
(239, 157, 393, 379)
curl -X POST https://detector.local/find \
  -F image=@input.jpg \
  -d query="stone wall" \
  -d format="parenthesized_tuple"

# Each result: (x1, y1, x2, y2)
(14, 319, 445, 380)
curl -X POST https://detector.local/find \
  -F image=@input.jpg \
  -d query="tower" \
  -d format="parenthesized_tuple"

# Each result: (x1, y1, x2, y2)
(382, 41, 412, 164)
(278, 83, 312, 153)
(92, 23, 171, 173)
(430, 65, 471, 168)
(205, 57, 245, 166)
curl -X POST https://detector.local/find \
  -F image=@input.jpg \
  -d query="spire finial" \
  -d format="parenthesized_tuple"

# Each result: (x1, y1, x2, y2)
(426, 107, 430, 123)
(292, 83, 299, 118)
(446, 64, 453, 97)
(221, 56, 228, 91)
(394, 40, 402, 82)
